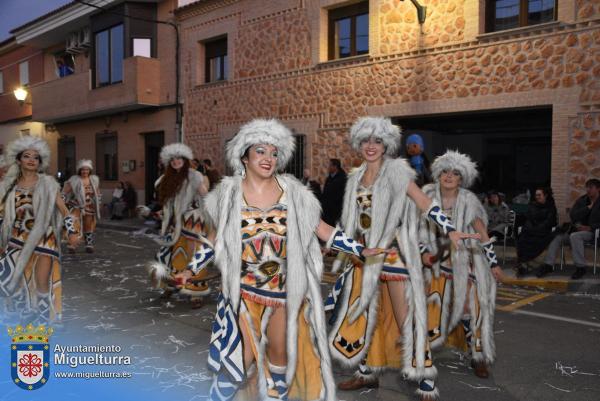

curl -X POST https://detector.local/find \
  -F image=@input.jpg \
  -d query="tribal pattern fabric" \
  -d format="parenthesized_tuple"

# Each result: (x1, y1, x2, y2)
(481, 240, 499, 268)
(63, 215, 77, 236)
(240, 196, 288, 306)
(330, 230, 364, 260)
(427, 205, 456, 235)
(188, 242, 215, 275)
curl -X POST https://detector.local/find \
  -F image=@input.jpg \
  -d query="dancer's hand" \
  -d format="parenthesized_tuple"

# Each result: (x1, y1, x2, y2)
(491, 266, 504, 282)
(421, 252, 437, 267)
(449, 231, 480, 248)
(361, 247, 387, 257)
(173, 270, 193, 287)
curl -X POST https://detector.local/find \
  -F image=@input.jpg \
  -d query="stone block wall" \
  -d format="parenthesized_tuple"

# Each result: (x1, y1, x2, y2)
(178, 0, 599, 213)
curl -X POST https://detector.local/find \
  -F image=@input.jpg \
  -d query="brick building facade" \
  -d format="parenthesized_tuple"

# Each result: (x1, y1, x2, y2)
(177, 0, 600, 218)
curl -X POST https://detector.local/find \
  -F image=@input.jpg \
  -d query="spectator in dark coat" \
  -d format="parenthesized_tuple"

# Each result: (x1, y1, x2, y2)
(536, 179, 600, 279)
(321, 158, 347, 226)
(515, 187, 557, 276)
(484, 190, 511, 239)
(123, 181, 137, 218)
(302, 168, 322, 200)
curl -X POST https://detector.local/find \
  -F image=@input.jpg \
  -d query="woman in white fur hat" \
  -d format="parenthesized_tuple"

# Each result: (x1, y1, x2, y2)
(327, 117, 478, 401)
(0, 136, 79, 324)
(62, 159, 101, 253)
(176, 119, 382, 401)
(147, 142, 211, 309)
(420, 150, 503, 379)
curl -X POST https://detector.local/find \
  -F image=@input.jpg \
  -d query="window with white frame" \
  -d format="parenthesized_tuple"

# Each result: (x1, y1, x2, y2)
(19, 62, 29, 85)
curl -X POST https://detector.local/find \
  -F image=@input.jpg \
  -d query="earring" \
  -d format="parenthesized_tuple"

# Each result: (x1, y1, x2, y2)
(241, 168, 246, 179)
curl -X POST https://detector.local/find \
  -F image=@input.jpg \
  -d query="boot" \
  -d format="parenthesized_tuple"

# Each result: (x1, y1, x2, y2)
(471, 359, 489, 378)
(535, 263, 553, 278)
(84, 232, 95, 253)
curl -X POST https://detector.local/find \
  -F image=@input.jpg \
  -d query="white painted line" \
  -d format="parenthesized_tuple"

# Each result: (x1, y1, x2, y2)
(110, 241, 143, 249)
(511, 309, 600, 328)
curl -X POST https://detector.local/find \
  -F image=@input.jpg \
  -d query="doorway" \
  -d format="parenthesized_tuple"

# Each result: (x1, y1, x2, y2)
(144, 131, 164, 203)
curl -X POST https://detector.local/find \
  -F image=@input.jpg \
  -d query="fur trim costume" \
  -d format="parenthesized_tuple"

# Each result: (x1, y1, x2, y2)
(226, 119, 295, 175)
(326, 157, 438, 398)
(349, 117, 401, 156)
(64, 172, 101, 251)
(159, 142, 194, 166)
(420, 183, 496, 365)
(202, 174, 336, 401)
(148, 168, 211, 298)
(0, 169, 64, 324)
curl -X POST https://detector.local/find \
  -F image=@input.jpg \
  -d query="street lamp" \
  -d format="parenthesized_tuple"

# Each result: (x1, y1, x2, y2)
(13, 87, 29, 106)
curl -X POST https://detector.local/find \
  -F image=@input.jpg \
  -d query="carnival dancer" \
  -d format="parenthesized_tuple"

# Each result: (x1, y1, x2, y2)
(62, 159, 101, 253)
(326, 117, 478, 401)
(147, 143, 211, 309)
(0, 136, 79, 325)
(420, 150, 503, 379)
(177, 119, 383, 401)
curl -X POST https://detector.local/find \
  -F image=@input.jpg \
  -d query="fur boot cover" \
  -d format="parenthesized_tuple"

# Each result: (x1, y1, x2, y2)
(203, 174, 336, 401)
(328, 157, 434, 380)
(419, 183, 496, 364)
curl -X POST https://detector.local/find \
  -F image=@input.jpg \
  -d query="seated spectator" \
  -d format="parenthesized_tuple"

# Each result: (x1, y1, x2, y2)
(109, 182, 127, 220)
(514, 187, 557, 277)
(536, 179, 600, 279)
(484, 189, 510, 239)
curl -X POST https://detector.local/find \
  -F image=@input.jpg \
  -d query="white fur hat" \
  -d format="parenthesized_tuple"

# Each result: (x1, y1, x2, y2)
(77, 159, 93, 171)
(160, 143, 194, 166)
(5, 136, 51, 172)
(431, 150, 479, 188)
(226, 119, 295, 175)
(349, 116, 402, 156)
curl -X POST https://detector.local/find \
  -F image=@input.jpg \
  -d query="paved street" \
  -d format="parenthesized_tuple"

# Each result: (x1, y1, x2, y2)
(4, 227, 599, 401)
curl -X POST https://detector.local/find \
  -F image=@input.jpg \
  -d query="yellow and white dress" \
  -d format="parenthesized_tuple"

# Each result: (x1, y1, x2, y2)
(1, 187, 62, 323)
(328, 185, 433, 374)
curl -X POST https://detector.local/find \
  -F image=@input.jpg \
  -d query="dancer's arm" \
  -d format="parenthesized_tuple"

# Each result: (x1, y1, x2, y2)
(407, 181, 480, 248)
(472, 218, 504, 282)
(55, 191, 80, 248)
(316, 220, 385, 258)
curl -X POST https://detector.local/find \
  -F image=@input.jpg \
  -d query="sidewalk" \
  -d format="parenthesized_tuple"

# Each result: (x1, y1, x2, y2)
(96, 219, 600, 293)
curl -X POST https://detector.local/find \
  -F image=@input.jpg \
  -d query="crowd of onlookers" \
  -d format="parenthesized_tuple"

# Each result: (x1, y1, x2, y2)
(484, 179, 599, 280)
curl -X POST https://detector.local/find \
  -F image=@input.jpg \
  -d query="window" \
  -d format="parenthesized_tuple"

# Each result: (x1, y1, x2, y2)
(133, 38, 152, 58)
(284, 133, 305, 179)
(0, 71, 3, 93)
(328, 1, 369, 60)
(54, 53, 75, 78)
(19, 62, 29, 85)
(205, 37, 228, 83)
(486, 0, 556, 32)
(95, 24, 124, 87)
(96, 132, 118, 180)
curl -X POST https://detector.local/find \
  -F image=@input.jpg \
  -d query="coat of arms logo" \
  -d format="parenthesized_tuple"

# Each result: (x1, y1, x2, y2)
(7, 324, 53, 390)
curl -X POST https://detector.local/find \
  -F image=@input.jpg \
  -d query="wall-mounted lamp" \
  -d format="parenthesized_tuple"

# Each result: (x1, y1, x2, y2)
(408, 0, 427, 24)
(13, 87, 30, 106)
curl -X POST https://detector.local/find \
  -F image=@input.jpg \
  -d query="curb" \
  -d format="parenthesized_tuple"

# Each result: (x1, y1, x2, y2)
(501, 276, 600, 294)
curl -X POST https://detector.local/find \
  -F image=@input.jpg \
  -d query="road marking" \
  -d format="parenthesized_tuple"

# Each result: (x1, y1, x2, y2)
(510, 309, 600, 328)
(496, 292, 552, 312)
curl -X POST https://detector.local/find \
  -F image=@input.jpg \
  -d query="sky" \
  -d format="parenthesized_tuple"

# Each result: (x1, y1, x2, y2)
(0, 0, 72, 41)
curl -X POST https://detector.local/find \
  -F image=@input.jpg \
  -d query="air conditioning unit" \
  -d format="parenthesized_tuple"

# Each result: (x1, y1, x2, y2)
(65, 32, 80, 54)
(78, 27, 91, 48)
